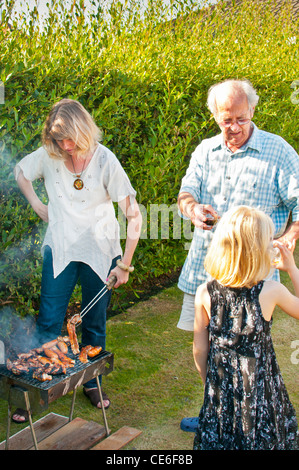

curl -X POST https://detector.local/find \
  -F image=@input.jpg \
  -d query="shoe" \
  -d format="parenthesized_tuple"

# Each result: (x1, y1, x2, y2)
(83, 388, 111, 409)
(180, 417, 199, 432)
(12, 408, 29, 424)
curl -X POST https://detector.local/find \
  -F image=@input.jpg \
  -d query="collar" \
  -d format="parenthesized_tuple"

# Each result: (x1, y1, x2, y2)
(211, 122, 262, 153)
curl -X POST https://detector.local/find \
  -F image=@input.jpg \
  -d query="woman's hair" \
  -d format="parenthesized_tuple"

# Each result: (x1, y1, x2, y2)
(42, 99, 100, 160)
(207, 79, 259, 115)
(204, 205, 275, 288)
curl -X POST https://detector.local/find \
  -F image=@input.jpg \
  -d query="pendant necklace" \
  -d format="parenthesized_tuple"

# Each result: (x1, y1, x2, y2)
(70, 155, 86, 190)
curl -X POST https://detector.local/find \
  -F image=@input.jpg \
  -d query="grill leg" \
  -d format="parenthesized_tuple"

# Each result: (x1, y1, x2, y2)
(5, 387, 38, 450)
(5, 401, 12, 450)
(69, 386, 77, 421)
(95, 375, 110, 436)
(24, 390, 38, 450)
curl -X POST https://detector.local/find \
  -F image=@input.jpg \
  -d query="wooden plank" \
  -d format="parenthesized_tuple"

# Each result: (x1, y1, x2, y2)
(91, 426, 142, 450)
(0, 413, 68, 451)
(30, 417, 107, 450)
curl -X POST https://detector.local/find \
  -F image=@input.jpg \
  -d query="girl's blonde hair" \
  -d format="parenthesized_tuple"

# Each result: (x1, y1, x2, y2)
(204, 205, 275, 288)
(42, 99, 100, 160)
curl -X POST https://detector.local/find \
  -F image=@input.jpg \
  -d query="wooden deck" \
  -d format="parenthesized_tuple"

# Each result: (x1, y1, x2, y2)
(0, 412, 142, 450)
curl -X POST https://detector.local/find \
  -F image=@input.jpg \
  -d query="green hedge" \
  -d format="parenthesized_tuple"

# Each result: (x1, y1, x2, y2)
(0, 0, 298, 316)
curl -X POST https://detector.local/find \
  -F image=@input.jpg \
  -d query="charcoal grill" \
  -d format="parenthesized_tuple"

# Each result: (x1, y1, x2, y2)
(0, 350, 114, 450)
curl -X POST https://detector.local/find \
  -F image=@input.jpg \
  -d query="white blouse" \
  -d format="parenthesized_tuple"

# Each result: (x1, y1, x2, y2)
(14, 143, 136, 280)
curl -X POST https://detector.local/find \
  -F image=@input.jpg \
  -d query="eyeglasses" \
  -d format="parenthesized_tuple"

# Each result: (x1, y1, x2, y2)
(218, 118, 251, 128)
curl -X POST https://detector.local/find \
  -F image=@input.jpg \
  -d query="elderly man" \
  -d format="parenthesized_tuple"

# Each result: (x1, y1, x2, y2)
(178, 79, 299, 432)
(177, 79, 299, 335)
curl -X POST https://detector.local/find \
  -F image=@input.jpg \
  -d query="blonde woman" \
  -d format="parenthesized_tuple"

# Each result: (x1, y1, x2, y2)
(193, 206, 299, 450)
(13, 99, 142, 422)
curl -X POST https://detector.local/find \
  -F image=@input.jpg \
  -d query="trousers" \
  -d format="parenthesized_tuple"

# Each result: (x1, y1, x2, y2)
(36, 246, 118, 388)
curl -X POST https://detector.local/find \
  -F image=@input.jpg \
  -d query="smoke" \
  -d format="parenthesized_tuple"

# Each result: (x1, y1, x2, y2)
(0, 306, 37, 358)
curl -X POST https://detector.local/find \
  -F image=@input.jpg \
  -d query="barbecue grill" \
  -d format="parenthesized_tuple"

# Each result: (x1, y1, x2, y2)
(0, 349, 114, 450)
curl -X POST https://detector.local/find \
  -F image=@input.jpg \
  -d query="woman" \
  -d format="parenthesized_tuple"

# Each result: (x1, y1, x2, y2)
(13, 99, 142, 422)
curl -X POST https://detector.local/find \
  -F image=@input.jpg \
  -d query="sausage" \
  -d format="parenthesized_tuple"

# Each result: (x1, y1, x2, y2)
(57, 341, 68, 354)
(43, 348, 59, 359)
(42, 339, 58, 350)
(87, 346, 102, 358)
(67, 320, 80, 355)
(48, 357, 67, 373)
(50, 346, 75, 367)
(37, 356, 52, 366)
(79, 345, 93, 363)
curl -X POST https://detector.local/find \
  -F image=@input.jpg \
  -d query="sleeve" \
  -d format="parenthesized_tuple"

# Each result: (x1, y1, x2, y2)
(103, 149, 137, 203)
(14, 147, 46, 182)
(277, 140, 299, 221)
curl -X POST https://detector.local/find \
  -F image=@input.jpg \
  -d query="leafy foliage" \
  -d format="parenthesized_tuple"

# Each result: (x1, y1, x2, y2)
(0, 0, 298, 315)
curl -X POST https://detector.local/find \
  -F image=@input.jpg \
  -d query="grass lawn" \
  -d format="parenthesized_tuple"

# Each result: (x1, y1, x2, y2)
(0, 274, 298, 449)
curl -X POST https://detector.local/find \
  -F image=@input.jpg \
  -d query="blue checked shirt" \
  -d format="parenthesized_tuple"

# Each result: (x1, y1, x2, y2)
(178, 123, 299, 294)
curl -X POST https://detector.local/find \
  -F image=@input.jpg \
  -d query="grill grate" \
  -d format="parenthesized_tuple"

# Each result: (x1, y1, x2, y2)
(0, 350, 110, 390)
(0, 350, 114, 412)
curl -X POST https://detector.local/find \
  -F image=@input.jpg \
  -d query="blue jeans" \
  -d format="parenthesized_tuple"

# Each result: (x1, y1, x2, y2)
(36, 246, 118, 388)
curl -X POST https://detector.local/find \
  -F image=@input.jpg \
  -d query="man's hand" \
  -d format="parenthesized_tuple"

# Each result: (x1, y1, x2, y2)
(276, 221, 299, 252)
(191, 203, 219, 230)
(178, 192, 219, 230)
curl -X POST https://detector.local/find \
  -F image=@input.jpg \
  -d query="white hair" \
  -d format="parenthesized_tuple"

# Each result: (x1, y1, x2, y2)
(207, 79, 259, 115)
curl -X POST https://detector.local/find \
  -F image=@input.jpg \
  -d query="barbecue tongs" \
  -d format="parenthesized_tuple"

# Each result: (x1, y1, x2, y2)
(75, 275, 117, 325)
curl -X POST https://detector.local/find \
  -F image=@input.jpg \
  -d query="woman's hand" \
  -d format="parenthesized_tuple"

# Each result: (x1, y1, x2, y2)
(31, 200, 49, 222)
(106, 196, 141, 289)
(107, 266, 129, 289)
(17, 170, 49, 222)
(107, 196, 141, 289)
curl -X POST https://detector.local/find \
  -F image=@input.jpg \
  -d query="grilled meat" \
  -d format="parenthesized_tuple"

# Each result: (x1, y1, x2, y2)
(79, 345, 102, 363)
(79, 345, 93, 363)
(32, 369, 52, 382)
(57, 340, 68, 354)
(87, 346, 102, 358)
(67, 316, 81, 355)
(5, 332, 102, 381)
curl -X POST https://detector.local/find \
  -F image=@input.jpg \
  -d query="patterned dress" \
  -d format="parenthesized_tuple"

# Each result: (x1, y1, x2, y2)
(194, 280, 298, 450)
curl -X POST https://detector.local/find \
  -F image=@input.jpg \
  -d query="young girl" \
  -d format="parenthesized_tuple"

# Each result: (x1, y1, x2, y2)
(193, 205, 299, 450)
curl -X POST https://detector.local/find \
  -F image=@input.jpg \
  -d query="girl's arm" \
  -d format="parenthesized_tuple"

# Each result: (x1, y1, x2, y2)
(16, 170, 49, 222)
(193, 284, 210, 384)
(261, 241, 299, 321)
(108, 196, 142, 288)
(274, 240, 299, 296)
(264, 281, 299, 321)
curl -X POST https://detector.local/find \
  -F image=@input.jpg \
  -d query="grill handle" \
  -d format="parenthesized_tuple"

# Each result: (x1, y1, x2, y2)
(79, 275, 117, 322)
(106, 274, 117, 290)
